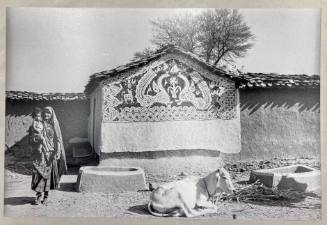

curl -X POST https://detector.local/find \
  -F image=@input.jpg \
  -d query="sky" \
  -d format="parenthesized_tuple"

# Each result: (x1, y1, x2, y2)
(6, 8, 320, 93)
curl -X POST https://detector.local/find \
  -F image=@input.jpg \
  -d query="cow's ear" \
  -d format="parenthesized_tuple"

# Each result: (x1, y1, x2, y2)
(216, 168, 220, 173)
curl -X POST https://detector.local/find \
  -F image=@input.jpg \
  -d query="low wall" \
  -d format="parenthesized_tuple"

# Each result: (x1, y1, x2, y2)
(5, 99, 90, 157)
(223, 88, 320, 161)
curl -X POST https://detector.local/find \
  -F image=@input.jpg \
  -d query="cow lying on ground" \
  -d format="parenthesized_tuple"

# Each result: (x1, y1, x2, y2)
(148, 168, 235, 217)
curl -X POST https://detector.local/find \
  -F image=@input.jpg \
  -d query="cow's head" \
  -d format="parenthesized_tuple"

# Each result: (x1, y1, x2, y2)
(205, 168, 236, 196)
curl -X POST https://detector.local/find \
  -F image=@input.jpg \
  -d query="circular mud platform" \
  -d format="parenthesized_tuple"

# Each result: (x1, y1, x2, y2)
(76, 166, 147, 193)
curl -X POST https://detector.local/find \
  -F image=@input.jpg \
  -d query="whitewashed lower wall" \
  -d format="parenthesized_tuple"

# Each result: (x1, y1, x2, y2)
(100, 119, 241, 153)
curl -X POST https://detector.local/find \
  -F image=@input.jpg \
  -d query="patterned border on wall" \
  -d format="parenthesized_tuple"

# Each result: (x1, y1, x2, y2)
(102, 55, 236, 122)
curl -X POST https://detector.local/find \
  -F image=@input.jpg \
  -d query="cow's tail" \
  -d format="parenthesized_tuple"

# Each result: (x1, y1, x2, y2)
(147, 201, 182, 217)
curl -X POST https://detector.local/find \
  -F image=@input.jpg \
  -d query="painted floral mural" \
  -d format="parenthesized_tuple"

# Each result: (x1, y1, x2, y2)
(102, 57, 236, 122)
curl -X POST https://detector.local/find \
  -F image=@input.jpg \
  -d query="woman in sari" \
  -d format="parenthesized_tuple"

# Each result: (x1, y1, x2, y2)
(30, 106, 67, 205)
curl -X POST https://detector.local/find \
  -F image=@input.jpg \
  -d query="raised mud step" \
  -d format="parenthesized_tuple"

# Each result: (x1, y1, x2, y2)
(249, 164, 320, 192)
(76, 166, 147, 193)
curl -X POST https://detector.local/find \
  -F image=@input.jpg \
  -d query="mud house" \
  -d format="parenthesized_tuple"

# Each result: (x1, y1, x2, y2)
(84, 46, 242, 175)
(5, 46, 320, 175)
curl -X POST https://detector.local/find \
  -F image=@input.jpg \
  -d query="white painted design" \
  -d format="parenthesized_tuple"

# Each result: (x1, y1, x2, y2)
(102, 56, 236, 122)
(103, 84, 123, 121)
(135, 69, 171, 107)
(123, 89, 134, 104)
(117, 105, 235, 122)
(135, 60, 212, 109)
(178, 72, 212, 110)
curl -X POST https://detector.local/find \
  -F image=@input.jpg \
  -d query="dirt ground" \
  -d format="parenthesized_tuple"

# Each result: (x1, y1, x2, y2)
(4, 154, 321, 219)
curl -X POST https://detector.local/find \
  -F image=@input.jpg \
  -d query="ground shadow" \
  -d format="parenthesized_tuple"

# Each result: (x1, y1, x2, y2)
(66, 165, 81, 175)
(58, 183, 76, 192)
(4, 196, 35, 206)
(277, 176, 308, 192)
(102, 149, 220, 160)
(127, 204, 150, 216)
(242, 197, 321, 209)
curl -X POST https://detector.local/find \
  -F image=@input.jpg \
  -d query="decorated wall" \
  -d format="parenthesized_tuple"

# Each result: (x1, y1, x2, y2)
(95, 54, 241, 154)
(237, 88, 320, 160)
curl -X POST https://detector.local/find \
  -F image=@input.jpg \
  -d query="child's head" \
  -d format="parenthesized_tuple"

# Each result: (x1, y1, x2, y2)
(32, 107, 42, 121)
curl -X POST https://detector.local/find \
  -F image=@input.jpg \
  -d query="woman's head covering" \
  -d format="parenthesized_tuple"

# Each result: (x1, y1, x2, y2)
(43, 106, 68, 176)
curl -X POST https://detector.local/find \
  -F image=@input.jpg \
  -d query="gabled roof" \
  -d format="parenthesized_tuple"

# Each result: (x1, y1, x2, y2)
(84, 45, 320, 95)
(84, 45, 236, 96)
(238, 73, 320, 89)
(6, 91, 87, 101)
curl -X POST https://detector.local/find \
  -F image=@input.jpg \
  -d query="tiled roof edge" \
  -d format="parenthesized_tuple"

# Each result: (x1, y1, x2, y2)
(6, 91, 88, 101)
(84, 45, 235, 96)
(237, 73, 320, 89)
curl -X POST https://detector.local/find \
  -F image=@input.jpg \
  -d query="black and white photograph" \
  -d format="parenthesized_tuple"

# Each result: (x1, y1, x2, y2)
(4, 7, 321, 219)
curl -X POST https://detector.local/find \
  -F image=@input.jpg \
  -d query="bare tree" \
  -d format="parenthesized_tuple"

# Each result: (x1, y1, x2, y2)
(197, 9, 254, 66)
(135, 9, 254, 67)
(151, 13, 200, 53)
